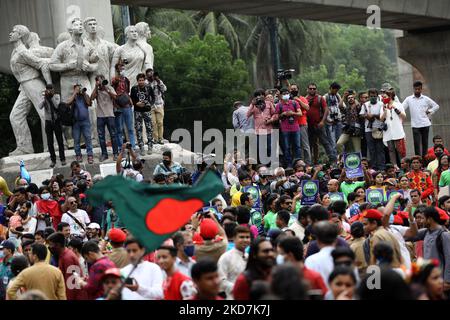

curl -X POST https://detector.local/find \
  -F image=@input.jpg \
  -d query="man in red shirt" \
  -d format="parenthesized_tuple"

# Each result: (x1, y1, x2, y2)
(277, 236, 328, 297)
(305, 82, 336, 164)
(156, 245, 196, 300)
(233, 238, 275, 300)
(425, 135, 450, 161)
(406, 156, 434, 202)
(189, 259, 223, 300)
(290, 83, 312, 165)
(47, 232, 88, 300)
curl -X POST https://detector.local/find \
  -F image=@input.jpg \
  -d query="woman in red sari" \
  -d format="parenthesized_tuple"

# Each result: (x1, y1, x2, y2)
(34, 186, 62, 230)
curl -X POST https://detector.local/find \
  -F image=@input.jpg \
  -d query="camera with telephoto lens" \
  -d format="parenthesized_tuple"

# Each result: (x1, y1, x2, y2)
(330, 112, 339, 121)
(381, 122, 388, 131)
(102, 79, 108, 86)
(126, 143, 132, 150)
(255, 96, 265, 110)
(277, 69, 295, 81)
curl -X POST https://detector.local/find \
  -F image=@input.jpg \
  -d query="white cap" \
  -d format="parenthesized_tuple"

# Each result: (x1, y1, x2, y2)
(87, 223, 101, 230)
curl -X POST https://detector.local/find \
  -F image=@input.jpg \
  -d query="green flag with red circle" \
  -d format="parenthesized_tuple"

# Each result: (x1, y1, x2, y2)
(86, 170, 224, 251)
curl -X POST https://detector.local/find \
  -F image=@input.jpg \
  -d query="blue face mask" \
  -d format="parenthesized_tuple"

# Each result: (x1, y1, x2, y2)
(184, 245, 195, 257)
(0, 251, 4, 259)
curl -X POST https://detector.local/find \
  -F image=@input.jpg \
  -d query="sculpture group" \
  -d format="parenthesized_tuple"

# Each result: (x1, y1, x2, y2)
(8, 17, 154, 156)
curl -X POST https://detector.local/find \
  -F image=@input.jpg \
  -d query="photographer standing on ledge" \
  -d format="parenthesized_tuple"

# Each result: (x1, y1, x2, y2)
(323, 82, 342, 159)
(247, 89, 276, 165)
(146, 69, 167, 145)
(131, 73, 155, 156)
(276, 88, 302, 168)
(66, 84, 94, 164)
(380, 89, 406, 168)
(39, 84, 66, 168)
(336, 90, 363, 154)
(91, 75, 119, 162)
(116, 143, 144, 182)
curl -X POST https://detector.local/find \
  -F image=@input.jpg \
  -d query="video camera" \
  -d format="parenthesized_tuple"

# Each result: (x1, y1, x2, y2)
(277, 69, 295, 81)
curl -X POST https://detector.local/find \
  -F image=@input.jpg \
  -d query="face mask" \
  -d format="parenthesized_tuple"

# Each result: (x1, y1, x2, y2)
(0, 251, 4, 259)
(120, 70, 125, 76)
(254, 175, 260, 183)
(291, 90, 298, 97)
(282, 94, 290, 101)
(389, 214, 395, 224)
(382, 97, 391, 104)
(41, 193, 51, 201)
(163, 160, 171, 167)
(184, 245, 195, 257)
(276, 254, 285, 265)
(435, 152, 443, 158)
(370, 97, 378, 104)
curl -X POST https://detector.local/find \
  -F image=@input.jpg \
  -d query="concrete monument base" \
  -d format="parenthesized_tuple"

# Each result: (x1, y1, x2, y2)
(0, 143, 199, 190)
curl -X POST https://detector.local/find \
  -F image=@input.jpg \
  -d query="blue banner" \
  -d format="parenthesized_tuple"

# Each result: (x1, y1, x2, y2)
(301, 180, 319, 205)
(344, 152, 364, 179)
(243, 185, 261, 209)
(329, 192, 345, 203)
(386, 190, 404, 210)
(366, 189, 384, 205)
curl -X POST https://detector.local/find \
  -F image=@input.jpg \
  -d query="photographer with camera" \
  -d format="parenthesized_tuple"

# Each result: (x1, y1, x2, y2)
(38, 84, 66, 168)
(380, 89, 406, 168)
(306, 83, 336, 164)
(66, 84, 94, 164)
(91, 75, 119, 162)
(290, 84, 312, 165)
(116, 143, 144, 182)
(146, 69, 167, 145)
(360, 88, 385, 170)
(246, 89, 277, 165)
(323, 82, 342, 158)
(112, 63, 136, 152)
(131, 73, 155, 156)
(336, 90, 363, 154)
(276, 88, 302, 168)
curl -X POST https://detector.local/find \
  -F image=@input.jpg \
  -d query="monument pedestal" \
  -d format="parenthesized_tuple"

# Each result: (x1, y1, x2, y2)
(0, 143, 199, 189)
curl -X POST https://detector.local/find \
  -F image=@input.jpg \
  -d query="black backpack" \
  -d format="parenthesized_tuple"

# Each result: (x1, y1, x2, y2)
(57, 102, 74, 126)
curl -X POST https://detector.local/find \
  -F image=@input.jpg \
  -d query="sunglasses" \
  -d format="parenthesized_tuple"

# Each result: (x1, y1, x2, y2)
(308, 88, 317, 90)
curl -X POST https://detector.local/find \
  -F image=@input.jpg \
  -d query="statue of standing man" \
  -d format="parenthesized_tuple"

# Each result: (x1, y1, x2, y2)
(110, 25, 146, 88)
(135, 22, 154, 71)
(9, 25, 48, 155)
(49, 17, 99, 149)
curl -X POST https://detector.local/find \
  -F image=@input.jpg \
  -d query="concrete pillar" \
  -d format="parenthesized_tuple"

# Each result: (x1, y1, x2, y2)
(397, 30, 450, 151)
(0, 0, 114, 74)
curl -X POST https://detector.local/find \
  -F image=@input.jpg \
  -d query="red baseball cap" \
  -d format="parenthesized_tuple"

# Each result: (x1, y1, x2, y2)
(101, 268, 122, 281)
(199, 218, 219, 240)
(108, 228, 126, 243)
(364, 209, 383, 220)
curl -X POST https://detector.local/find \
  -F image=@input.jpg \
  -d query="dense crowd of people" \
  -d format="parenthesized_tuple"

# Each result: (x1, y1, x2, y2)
(0, 78, 449, 301)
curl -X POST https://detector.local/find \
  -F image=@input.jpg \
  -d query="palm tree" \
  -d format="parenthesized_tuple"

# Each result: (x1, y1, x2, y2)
(192, 11, 250, 59)
(244, 17, 326, 88)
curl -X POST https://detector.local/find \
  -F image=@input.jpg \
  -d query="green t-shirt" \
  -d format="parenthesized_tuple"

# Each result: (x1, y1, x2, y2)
(439, 170, 450, 187)
(340, 181, 365, 200)
(263, 210, 278, 232)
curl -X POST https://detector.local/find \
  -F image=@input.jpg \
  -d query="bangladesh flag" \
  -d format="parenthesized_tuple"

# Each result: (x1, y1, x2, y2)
(87, 170, 224, 251)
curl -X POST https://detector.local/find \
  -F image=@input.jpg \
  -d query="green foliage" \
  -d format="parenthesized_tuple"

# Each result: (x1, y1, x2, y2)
(152, 33, 252, 135)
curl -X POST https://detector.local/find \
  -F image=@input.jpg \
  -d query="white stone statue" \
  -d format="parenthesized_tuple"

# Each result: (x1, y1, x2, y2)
(135, 22, 154, 71)
(110, 25, 146, 88)
(49, 17, 99, 102)
(49, 18, 99, 148)
(84, 17, 118, 81)
(27, 32, 54, 85)
(8, 25, 48, 155)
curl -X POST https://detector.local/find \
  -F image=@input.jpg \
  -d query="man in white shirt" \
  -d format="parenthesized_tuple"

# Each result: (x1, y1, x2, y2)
(173, 231, 196, 277)
(121, 237, 164, 300)
(402, 81, 440, 157)
(61, 197, 90, 238)
(217, 225, 251, 299)
(304, 221, 339, 288)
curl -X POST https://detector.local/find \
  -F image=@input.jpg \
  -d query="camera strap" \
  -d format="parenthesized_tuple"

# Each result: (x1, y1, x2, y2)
(66, 212, 86, 232)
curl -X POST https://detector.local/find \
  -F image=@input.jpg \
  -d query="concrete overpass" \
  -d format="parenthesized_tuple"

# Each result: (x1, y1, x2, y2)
(1, 0, 450, 148)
